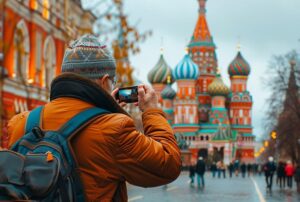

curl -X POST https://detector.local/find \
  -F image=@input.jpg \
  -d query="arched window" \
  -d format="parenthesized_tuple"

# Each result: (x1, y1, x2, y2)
(13, 20, 30, 81)
(43, 36, 56, 89)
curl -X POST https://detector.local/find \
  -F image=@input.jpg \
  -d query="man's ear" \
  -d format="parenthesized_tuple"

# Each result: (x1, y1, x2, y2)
(100, 74, 110, 86)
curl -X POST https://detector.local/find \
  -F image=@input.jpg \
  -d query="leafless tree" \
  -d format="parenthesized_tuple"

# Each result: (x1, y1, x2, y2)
(264, 50, 300, 164)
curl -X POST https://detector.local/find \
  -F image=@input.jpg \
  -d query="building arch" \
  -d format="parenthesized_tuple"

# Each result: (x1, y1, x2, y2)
(43, 35, 56, 88)
(13, 19, 30, 81)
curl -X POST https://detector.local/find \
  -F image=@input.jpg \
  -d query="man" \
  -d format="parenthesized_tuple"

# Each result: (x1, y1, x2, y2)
(264, 156, 276, 191)
(295, 164, 300, 193)
(228, 162, 234, 178)
(8, 35, 181, 201)
(210, 162, 217, 178)
(189, 162, 196, 185)
(195, 156, 206, 188)
(247, 163, 252, 177)
(240, 162, 246, 178)
(234, 160, 240, 177)
(285, 160, 295, 189)
(277, 161, 286, 189)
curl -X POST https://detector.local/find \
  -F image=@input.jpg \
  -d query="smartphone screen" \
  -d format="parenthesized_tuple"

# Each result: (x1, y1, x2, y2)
(116, 86, 138, 103)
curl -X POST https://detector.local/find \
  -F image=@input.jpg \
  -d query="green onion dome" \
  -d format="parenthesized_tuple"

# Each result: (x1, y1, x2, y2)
(228, 51, 251, 77)
(148, 54, 174, 84)
(208, 74, 230, 96)
(161, 84, 176, 100)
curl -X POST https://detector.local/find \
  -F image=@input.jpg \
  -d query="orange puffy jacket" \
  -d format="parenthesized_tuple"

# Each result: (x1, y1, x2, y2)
(8, 75, 181, 202)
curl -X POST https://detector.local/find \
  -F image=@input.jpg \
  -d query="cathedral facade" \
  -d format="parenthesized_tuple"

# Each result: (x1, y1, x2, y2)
(148, 0, 255, 166)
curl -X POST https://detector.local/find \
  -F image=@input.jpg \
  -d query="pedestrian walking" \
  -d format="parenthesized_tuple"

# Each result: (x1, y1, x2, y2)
(211, 162, 217, 178)
(220, 161, 226, 178)
(258, 164, 263, 176)
(234, 160, 240, 177)
(285, 161, 295, 189)
(6, 35, 181, 201)
(247, 163, 252, 177)
(276, 161, 286, 189)
(264, 156, 276, 191)
(189, 162, 196, 185)
(217, 161, 222, 178)
(240, 163, 246, 178)
(253, 163, 258, 176)
(228, 162, 234, 178)
(295, 165, 300, 193)
(196, 157, 206, 188)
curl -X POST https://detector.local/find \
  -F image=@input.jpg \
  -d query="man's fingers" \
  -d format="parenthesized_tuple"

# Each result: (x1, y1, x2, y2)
(143, 85, 151, 93)
(138, 85, 145, 100)
(120, 102, 127, 108)
(111, 88, 119, 99)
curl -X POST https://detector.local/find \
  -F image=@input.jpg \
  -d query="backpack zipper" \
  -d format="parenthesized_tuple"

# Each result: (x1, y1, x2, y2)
(18, 139, 69, 168)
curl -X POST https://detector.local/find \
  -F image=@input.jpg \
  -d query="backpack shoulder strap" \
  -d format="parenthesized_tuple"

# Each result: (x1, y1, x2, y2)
(25, 106, 44, 134)
(58, 107, 109, 140)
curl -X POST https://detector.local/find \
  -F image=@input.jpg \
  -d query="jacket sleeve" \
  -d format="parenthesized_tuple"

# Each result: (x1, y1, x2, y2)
(7, 112, 29, 148)
(115, 109, 181, 187)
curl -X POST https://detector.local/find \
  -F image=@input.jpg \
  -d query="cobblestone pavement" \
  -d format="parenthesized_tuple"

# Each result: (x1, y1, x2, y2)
(127, 172, 300, 202)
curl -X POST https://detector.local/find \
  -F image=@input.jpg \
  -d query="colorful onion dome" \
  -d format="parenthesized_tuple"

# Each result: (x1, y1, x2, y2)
(208, 74, 230, 96)
(161, 84, 176, 100)
(147, 54, 174, 84)
(228, 51, 251, 76)
(173, 54, 199, 80)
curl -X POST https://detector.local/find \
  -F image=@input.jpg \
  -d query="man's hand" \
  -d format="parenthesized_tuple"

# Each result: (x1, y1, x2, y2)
(111, 88, 127, 108)
(138, 85, 159, 112)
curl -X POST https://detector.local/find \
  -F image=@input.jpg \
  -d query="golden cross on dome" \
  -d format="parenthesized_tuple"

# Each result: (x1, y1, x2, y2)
(167, 75, 171, 84)
(237, 36, 241, 51)
(160, 37, 164, 55)
(185, 47, 189, 54)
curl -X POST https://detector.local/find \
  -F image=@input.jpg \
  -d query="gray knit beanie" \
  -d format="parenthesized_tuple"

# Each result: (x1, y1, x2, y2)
(61, 34, 116, 79)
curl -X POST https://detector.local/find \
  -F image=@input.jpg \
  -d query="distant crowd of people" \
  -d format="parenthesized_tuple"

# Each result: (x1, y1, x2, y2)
(189, 156, 300, 193)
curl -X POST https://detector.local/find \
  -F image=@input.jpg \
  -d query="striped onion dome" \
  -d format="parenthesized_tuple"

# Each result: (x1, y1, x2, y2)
(173, 54, 199, 80)
(208, 74, 230, 96)
(147, 54, 174, 84)
(161, 85, 176, 100)
(228, 51, 251, 76)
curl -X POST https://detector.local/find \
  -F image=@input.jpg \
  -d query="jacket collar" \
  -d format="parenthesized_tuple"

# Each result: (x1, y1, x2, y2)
(50, 73, 130, 116)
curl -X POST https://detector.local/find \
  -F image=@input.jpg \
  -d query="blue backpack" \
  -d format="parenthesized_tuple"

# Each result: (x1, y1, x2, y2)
(0, 106, 108, 201)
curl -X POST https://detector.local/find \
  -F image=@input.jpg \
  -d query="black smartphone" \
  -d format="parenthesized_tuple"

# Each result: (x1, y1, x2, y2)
(116, 86, 139, 103)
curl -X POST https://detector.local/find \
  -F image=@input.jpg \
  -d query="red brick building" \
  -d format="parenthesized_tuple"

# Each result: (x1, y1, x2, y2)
(0, 0, 95, 148)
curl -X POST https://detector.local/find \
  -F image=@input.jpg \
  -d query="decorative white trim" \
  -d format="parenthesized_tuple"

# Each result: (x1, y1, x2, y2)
(3, 79, 49, 102)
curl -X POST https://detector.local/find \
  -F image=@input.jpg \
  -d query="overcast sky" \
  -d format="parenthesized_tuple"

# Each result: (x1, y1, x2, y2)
(84, 0, 300, 139)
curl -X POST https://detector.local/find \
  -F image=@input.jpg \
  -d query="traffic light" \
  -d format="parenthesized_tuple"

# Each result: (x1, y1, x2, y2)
(271, 131, 277, 139)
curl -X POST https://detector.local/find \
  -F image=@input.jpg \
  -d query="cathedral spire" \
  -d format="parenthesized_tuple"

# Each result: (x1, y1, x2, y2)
(198, 0, 207, 15)
(190, 0, 214, 45)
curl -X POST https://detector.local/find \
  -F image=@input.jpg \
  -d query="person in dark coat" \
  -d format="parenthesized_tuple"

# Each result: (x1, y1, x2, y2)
(276, 161, 286, 189)
(264, 156, 277, 191)
(294, 165, 300, 193)
(210, 162, 217, 178)
(196, 157, 206, 188)
(228, 162, 234, 178)
(189, 162, 196, 185)
(240, 163, 247, 178)
(234, 160, 240, 177)
(247, 164, 252, 177)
